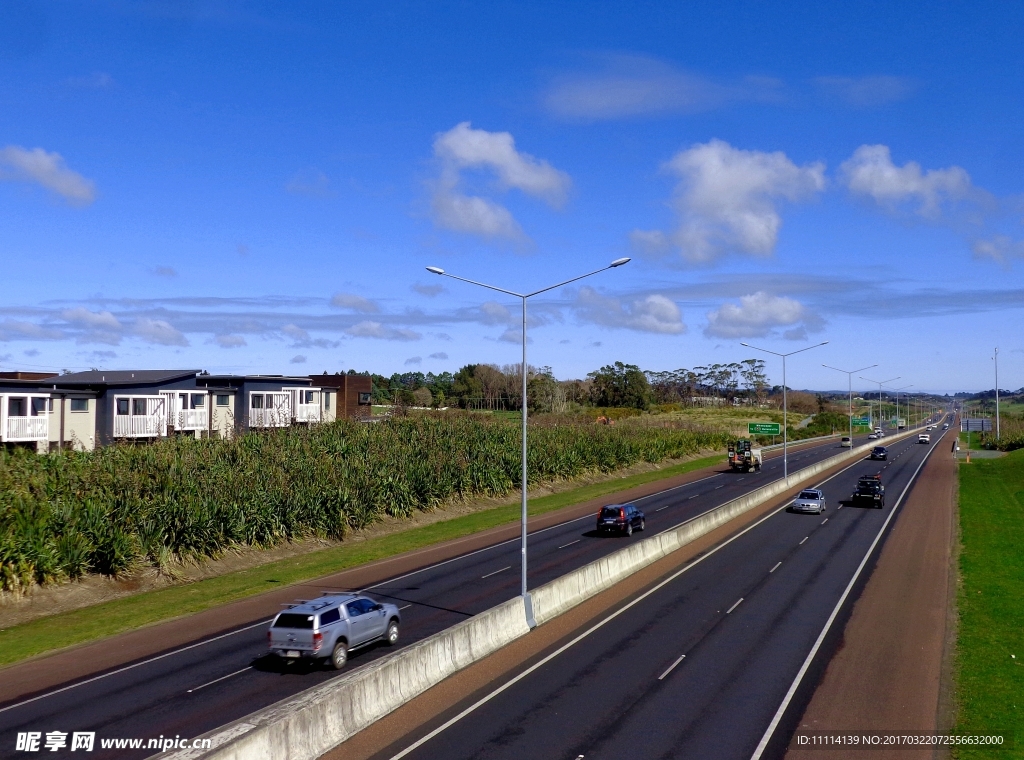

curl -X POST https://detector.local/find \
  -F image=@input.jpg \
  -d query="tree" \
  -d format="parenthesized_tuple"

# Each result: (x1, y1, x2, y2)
(587, 362, 651, 410)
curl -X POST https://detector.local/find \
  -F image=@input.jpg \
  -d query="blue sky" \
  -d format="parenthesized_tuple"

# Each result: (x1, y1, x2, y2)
(2, 0, 1022, 393)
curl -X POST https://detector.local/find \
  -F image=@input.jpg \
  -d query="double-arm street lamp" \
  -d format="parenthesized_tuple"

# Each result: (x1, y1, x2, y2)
(886, 384, 913, 431)
(823, 363, 878, 444)
(860, 375, 900, 432)
(740, 340, 829, 484)
(426, 257, 631, 627)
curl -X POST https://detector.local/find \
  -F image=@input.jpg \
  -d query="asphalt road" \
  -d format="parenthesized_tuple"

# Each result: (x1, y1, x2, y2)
(0, 430, 895, 759)
(373, 423, 950, 760)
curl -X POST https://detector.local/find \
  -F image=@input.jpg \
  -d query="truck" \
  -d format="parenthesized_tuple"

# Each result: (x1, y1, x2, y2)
(727, 439, 763, 472)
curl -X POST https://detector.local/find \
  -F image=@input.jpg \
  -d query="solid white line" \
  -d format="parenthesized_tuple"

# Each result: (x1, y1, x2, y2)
(558, 540, 581, 549)
(769, 562, 782, 573)
(186, 666, 251, 693)
(0, 619, 271, 714)
(749, 429, 946, 760)
(726, 598, 744, 614)
(481, 566, 511, 579)
(799, 536, 809, 545)
(658, 654, 686, 680)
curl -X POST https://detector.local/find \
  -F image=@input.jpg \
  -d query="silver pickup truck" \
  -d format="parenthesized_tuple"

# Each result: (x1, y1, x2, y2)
(268, 592, 401, 669)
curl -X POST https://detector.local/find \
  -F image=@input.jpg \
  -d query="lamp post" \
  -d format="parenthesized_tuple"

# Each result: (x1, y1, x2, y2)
(740, 340, 829, 484)
(823, 363, 878, 444)
(994, 348, 1000, 440)
(860, 375, 900, 433)
(426, 257, 630, 627)
(886, 384, 913, 431)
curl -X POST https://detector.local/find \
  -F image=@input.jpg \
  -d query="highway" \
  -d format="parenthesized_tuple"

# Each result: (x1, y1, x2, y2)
(0, 430, 893, 759)
(372, 424, 950, 760)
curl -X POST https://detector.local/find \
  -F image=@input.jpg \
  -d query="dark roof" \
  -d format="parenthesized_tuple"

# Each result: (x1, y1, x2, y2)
(199, 375, 312, 383)
(55, 370, 201, 386)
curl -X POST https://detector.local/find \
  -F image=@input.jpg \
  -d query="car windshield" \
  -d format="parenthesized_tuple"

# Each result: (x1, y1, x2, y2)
(859, 480, 879, 489)
(600, 507, 622, 518)
(873, 447, 885, 452)
(798, 491, 819, 500)
(273, 613, 315, 629)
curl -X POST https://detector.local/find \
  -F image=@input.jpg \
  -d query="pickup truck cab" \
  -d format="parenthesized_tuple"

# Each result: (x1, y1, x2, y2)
(268, 593, 401, 669)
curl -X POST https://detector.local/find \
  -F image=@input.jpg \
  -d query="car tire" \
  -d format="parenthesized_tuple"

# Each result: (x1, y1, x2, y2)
(385, 619, 399, 646)
(331, 640, 348, 670)
(638, 519, 646, 532)
(625, 522, 633, 537)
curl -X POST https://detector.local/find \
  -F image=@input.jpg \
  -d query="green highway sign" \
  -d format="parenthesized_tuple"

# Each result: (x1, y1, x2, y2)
(851, 416, 870, 425)
(748, 422, 782, 435)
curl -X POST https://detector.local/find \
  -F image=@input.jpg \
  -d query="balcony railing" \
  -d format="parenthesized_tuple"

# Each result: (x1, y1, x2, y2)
(176, 409, 208, 431)
(5, 417, 48, 441)
(114, 414, 165, 438)
(295, 404, 321, 423)
(249, 408, 291, 428)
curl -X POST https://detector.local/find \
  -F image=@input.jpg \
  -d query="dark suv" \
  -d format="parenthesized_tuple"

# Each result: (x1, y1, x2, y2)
(870, 446, 888, 460)
(597, 503, 645, 536)
(852, 475, 885, 508)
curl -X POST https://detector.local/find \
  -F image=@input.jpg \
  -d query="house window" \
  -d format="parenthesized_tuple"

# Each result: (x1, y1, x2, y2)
(132, 398, 147, 415)
(303, 390, 317, 404)
(191, 394, 205, 408)
(216, 394, 230, 407)
(116, 398, 130, 416)
(70, 399, 89, 412)
(357, 392, 371, 405)
(324, 392, 331, 410)
(7, 397, 26, 417)
(251, 393, 264, 409)
(31, 398, 47, 416)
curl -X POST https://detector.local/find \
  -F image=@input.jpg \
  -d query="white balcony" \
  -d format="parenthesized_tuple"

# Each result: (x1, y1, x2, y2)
(1, 394, 51, 443)
(113, 396, 167, 438)
(295, 403, 321, 423)
(176, 408, 208, 431)
(5, 416, 48, 442)
(249, 407, 291, 428)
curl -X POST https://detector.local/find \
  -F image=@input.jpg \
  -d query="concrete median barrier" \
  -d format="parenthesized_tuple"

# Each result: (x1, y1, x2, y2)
(163, 430, 917, 760)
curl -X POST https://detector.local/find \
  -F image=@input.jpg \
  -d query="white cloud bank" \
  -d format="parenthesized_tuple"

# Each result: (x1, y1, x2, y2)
(573, 287, 685, 334)
(330, 292, 379, 312)
(704, 292, 823, 340)
(0, 145, 96, 205)
(346, 321, 421, 341)
(431, 122, 571, 240)
(973, 236, 1024, 265)
(632, 139, 825, 263)
(840, 144, 976, 219)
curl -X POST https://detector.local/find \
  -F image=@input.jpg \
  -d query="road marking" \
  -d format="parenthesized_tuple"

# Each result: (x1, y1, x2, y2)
(688, 494, 699, 499)
(750, 428, 947, 760)
(769, 561, 782, 573)
(714, 485, 724, 489)
(481, 566, 511, 579)
(658, 654, 686, 680)
(558, 540, 581, 549)
(821, 518, 828, 525)
(655, 505, 670, 512)
(799, 536, 809, 545)
(399, 604, 412, 610)
(726, 598, 744, 614)
(186, 666, 251, 694)
(837, 505, 843, 510)
(387, 441, 890, 760)
(0, 619, 272, 714)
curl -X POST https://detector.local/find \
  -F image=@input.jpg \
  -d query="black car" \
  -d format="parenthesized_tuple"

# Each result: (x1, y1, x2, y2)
(870, 446, 888, 460)
(596, 503, 645, 536)
(852, 475, 885, 508)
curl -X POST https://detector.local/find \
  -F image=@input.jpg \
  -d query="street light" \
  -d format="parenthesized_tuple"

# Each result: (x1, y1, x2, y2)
(822, 363, 878, 444)
(886, 384, 913, 431)
(426, 257, 630, 627)
(740, 340, 829, 484)
(993, 348, 1000, 440)
(860, 375, 900, 433)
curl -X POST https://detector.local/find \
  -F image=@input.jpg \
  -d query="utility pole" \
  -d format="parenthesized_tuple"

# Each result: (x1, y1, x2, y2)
(994, 347, 1000, 440)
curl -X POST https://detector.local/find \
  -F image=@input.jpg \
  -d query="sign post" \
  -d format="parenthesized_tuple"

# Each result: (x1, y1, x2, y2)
(749, 422, 782, 436)
(851, 416, 870, 427)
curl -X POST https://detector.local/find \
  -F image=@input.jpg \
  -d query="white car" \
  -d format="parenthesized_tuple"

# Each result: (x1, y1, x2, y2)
(840, 436, 852, 447)
(790, 488, 826, 515)
(868, 433, 879, 440)
(918, 433, 931, 444)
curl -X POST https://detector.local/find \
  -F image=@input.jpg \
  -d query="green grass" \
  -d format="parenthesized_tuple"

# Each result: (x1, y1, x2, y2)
(0, 452, 725, 669)
(954, 448, 1024, 757)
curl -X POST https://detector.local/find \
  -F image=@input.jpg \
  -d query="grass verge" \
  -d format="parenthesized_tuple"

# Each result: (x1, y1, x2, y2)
(954, 448, 1024, 757)
(0, 452, 725, 669)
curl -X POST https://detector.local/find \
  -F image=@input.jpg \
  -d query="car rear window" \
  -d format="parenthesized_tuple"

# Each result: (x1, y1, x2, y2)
(600, 507, 622, 518)
(319, 608, 341, 626)
(798, 491, 819, 499)
(273, 613, 315, 629)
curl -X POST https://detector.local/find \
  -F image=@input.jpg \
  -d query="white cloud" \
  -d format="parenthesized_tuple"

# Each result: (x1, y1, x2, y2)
(430, 122, 571, 240)
(543, 55, 783, 120)
(429, 351, 448, 360)
(413, 283, 445, 297)
(404, 356, 422, 365)
(290, 354, 307, 364)
(814, 76, 915, 107)
(281, 323, 340, 349)
(330, 292, 379, 312)
(154, 266, 177, 277)
(60, 308, 121, 331)
(346, 321, 421, 341)
(840, 145, 975, 219)
(704, 291, 823, 339)
(215, 334, 246, 348)
(285, 168, 332, 198)
(0, 320, 64, 342)
(573, 287, 685, 334)
(635, 139, 825, 263)
(133, 318, 189, 346)
(973, 236, 1024, 265)
(479, 301, 513, 325)
(0, 145, 96, 205)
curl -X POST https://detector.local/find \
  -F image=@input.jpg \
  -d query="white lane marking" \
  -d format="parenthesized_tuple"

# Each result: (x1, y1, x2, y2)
(0, 619, 271, 714)
(633, 472, 723, 501)
(837, 505, 843, 510)
(387, 444, 884, 760)
(186, 666, 251, 694)
(726, 598, 744, 614)
(799, 536, 809, 545)
(769, 562, 782, 573)
(558, 540, 581, 549)
(481, 566, 512, 579)
(714, 485, 724, 489)
(750, 429, 946, 760)
(688, 495, 699, 500)
(655, 506, 670, 512)
(399, 604, 412, 610)
(821, 518, 828, 525)
(658, 655, 686, 681)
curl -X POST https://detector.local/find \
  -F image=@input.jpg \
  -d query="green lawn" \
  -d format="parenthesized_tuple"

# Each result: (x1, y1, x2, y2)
(0, 452, 725, 669)
(954, 448, 1024, 757)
